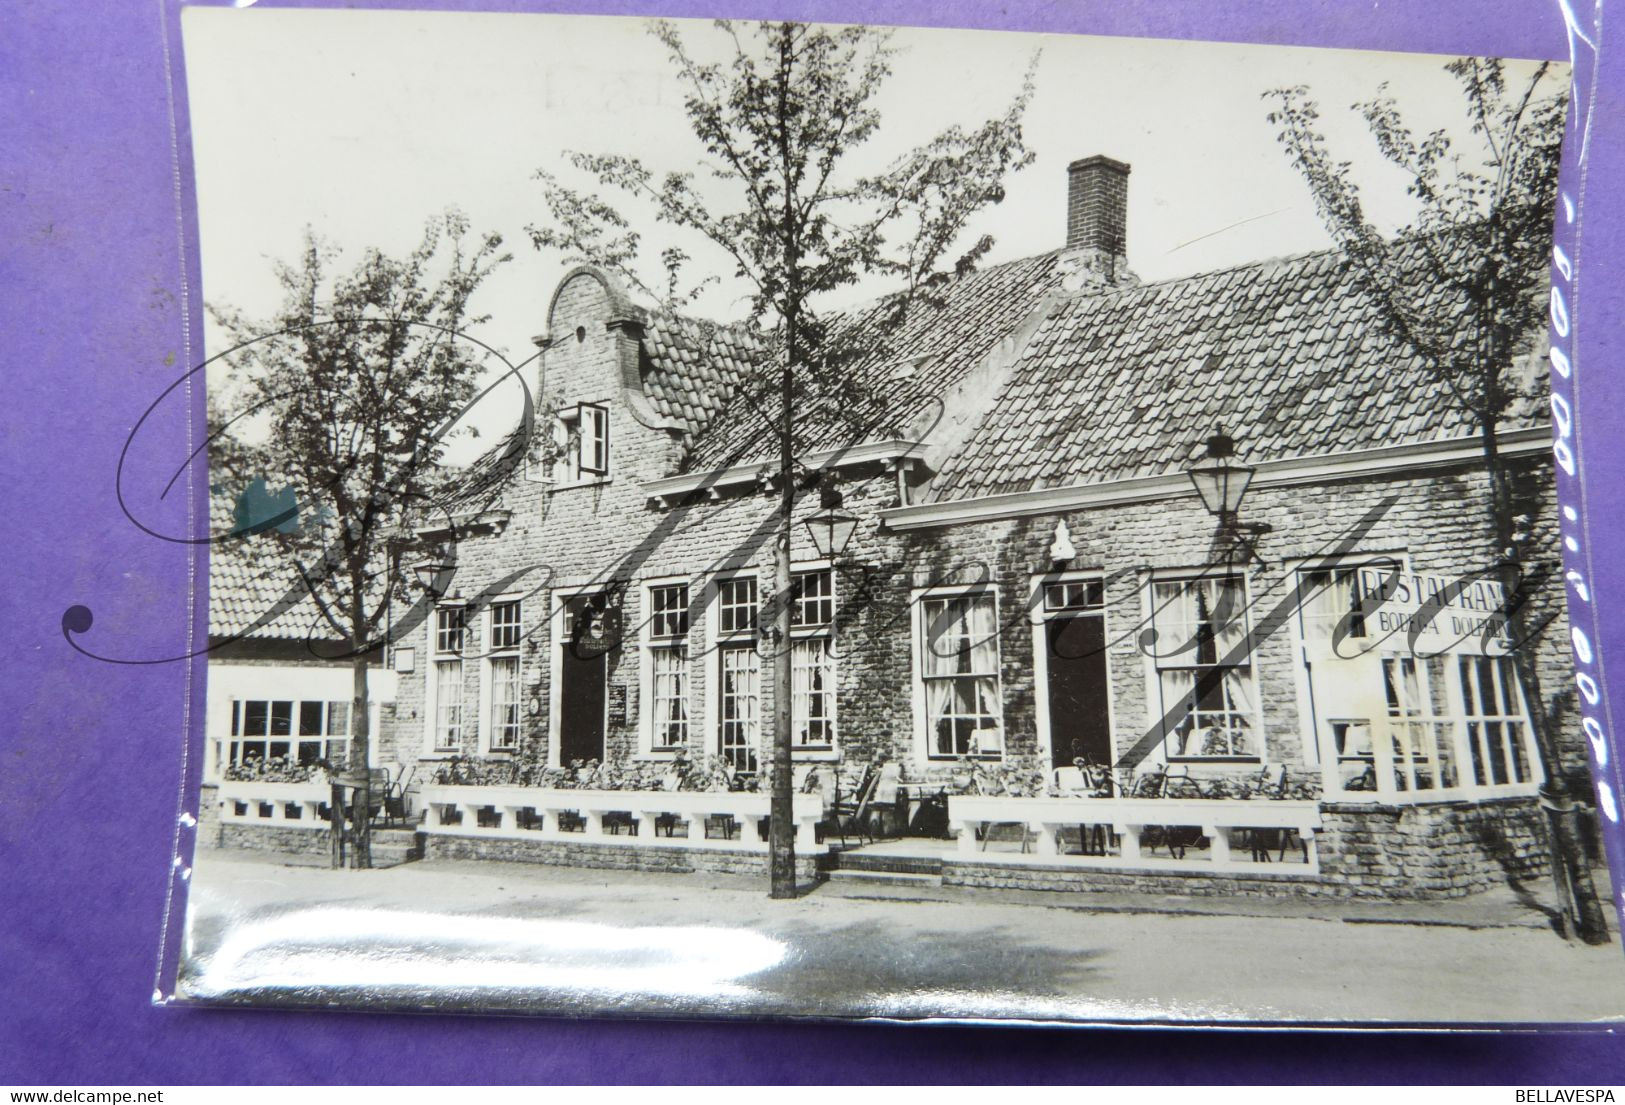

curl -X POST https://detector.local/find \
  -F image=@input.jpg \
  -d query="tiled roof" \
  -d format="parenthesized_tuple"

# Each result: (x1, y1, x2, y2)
(929, 245, 1548, 501)
(684, 251, 1063, 471)
(208, 492, 342, 643)
(642, 311, 762, 440)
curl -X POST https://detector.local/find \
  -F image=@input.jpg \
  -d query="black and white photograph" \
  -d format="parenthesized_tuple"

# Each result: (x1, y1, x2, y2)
(178, 7, 1625, 1024)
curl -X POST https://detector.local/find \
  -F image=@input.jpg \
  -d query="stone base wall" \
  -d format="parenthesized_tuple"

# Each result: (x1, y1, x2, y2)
(942, 861, 1345, 899)
(940, 797, 1551, 900)
(1319, 797, 1549, 897)
(197, 782, 222, 848)
(424, 834, 821, 882)
(218, 822, 333, 856)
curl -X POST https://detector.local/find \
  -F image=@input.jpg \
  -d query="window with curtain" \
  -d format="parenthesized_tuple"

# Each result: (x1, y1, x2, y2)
(1297, 566, 1368, 649)
(1149, 576, 1258, 759)
(646, 582, 689, 752)
(433, 606, 465, 752)
(919, 592, 1002, 759)
(715, 577, 759, 772)
(487, 600, 521, 752)
(790, 569, 836, 750)
(1382, 654, 1459, 792)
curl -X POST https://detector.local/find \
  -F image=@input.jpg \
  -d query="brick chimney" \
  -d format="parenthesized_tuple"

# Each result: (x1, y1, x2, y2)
(1062, 155, 1131, 290)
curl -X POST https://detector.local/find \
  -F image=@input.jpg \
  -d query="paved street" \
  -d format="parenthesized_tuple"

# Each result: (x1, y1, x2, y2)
(180, 849, 1625, 1025)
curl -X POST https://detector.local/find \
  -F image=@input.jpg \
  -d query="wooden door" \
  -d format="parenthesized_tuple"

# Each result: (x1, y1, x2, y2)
(559, 594, 610, 764)
(1045, 613, 1111, 769)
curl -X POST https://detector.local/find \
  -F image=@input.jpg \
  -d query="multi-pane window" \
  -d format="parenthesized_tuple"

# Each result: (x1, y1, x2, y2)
(487, 600, 521, 752)
(790, 570, 836, 750)
(578, 402, 610, 476)
(649, 583, 690, 639)
(1458, 655, 1535, 788)
(717, 577, 758, 635)
(715, 577, 759, 771)
(1148, 576, 1258, 759)
(1044, 579, 1104, 612)
(433, 606, 465, 752)
(719, 645, 760, 772)
(221, 698, 349, 774)
(919, 592, 1002, 758)
(646, 583, 689, 752)
(1298, 567, 1368, 648)
(790, 569, 834, 628)
(1382, 655, 1458, 792)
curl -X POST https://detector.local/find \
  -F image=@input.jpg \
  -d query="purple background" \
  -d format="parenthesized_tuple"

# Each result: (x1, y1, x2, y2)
(7, 0, 1625, 1084)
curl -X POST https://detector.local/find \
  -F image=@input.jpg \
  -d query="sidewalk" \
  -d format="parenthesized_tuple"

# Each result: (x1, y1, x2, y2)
(180, 848, 1625, 1024)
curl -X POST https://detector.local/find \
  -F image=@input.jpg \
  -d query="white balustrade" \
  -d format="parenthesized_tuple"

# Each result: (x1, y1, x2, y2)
(217, 780, 334, 829)
(949, 795, 1322, 874)
(418, 785, 824, 853)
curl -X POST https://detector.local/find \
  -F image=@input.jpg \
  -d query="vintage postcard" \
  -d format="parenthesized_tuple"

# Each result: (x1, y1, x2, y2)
(172, 7, 1625, 1024)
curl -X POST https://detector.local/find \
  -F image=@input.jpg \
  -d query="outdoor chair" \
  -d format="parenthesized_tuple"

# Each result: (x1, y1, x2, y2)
(1052, 765, 1090, 796)
(1054, 765, 1116, 855)
(827, 763, 880, 846)
(654, 768, 684, 837)
(379, 763, 414, 828)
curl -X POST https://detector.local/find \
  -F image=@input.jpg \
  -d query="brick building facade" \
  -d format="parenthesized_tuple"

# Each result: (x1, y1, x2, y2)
(365, 154, 1576, 899)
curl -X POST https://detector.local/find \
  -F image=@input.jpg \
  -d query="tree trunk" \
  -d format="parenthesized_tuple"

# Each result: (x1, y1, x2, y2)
(767, 23, 800, 900)
(1483, 423, 1607, 942)
(349, 650, 373, 870)
(768, 331, 798, 898)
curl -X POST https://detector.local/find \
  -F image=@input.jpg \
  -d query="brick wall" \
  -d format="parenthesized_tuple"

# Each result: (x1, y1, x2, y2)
(218, 823, 331, 856)
(377, 263, 1582, 900)
(197, 782, 222, 847)
(423, 835, 821, 881)
(1319, 797, 1548, 896)
(1066, 156, 1129, 255)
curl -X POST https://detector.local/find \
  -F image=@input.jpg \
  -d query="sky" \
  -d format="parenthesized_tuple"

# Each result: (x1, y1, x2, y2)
(181, 8, 1564, 463)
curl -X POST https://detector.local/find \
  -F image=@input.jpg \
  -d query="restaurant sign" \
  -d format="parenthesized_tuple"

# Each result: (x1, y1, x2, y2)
(1354, 567, 1512, 657)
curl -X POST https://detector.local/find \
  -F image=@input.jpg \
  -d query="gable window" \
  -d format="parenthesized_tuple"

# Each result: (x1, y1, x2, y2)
(644, 582, 690, 753)
(790, 569, 836, 751)
(486, 600, 522, 752)
(432, 606, 466, 752)
(1147, 575, 1259, 760)
(918, 591, 1003, 759)
(713, 576, 759, 773)
(217, 698, 349, 777)
(578, 402, 609, 476)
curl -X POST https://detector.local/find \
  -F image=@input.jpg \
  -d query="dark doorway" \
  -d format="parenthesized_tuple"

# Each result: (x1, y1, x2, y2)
(559, 594, 612, 764)
(1045, 613, 1111, 769)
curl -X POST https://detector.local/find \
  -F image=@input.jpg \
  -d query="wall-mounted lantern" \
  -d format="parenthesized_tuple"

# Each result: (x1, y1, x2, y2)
(805, 485, 860, 561)
(1186, 426, 1270, 564)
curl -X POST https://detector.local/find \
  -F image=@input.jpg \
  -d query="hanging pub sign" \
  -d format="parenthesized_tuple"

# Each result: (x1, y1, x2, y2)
(1354, 566, 1513, 657)
(570, 589, 624, 658)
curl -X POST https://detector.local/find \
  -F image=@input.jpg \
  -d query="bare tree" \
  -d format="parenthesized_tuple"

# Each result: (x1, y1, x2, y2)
(1266, 60, 1607, 942)
(532, 19, 1037, 897)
